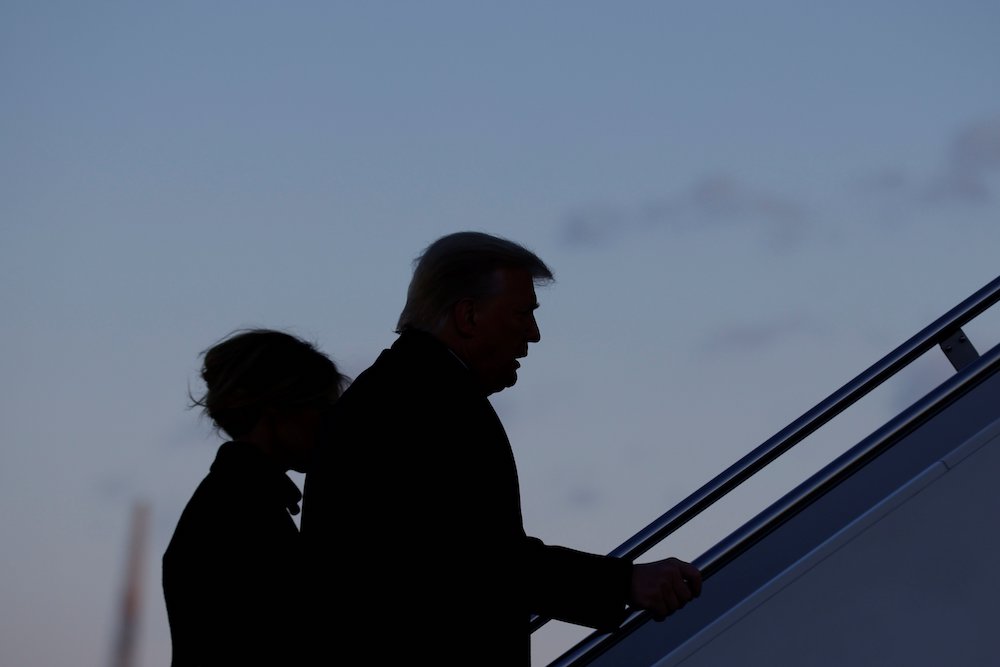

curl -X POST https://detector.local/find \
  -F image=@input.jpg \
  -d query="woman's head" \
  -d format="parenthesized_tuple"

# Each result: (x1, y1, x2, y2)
(192, 328, 349, 471)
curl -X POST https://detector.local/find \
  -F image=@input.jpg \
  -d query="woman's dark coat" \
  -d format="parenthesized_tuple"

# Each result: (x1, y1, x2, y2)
(162, 442, 305, 666)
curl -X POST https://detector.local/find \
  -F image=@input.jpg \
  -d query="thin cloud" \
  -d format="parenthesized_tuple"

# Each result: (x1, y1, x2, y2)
(564, 115, 1000, 251)
(699, 314, 824, 357)
(857, 115, 1000, 206)
(561, 203, 630, 246)
(566, 483, 602, 511)
(560, 174, 812, 249)
(854, 168, 911, 198)
(645, 175, 807, 229)
(925, 116, 1000, 203)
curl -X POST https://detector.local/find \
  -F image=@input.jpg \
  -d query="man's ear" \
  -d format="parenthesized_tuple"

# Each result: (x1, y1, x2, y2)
(453, 297, 477, 337)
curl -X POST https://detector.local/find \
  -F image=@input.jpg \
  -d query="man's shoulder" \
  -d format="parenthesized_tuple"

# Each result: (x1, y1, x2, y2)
(338, 347, 409, 400)
(320, 347, 418, 429)
(347, 332, 466, 395)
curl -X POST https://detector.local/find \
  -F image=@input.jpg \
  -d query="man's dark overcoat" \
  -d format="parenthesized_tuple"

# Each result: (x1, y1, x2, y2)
(302, 329, 632, 665)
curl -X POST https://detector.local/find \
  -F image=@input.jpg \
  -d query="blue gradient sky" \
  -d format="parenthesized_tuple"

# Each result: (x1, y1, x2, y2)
(3, 2, 1000, 665)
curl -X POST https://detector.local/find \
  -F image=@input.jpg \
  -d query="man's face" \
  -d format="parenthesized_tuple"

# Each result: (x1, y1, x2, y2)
(465, 267, 542, 395)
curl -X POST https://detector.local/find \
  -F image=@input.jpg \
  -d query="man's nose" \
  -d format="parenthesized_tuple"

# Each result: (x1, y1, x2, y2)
(528, 315, 541, 343)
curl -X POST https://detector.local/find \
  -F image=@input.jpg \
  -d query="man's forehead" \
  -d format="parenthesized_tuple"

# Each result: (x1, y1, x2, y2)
(492, 267, 539, 298)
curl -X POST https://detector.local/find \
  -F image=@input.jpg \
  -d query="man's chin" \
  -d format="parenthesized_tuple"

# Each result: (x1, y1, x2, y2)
(483, 373, 518, 396)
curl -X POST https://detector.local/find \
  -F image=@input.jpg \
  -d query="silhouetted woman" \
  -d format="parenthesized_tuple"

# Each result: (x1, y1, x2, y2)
(162, 329, 348, 666)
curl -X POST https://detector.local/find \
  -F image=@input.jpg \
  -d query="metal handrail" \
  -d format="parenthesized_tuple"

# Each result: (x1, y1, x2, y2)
(531, 272, 1000, 638)
(549, 333, 1000, 666)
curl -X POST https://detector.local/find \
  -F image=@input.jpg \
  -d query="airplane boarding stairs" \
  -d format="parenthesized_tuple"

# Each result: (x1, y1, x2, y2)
(537, 274, 1000, 667)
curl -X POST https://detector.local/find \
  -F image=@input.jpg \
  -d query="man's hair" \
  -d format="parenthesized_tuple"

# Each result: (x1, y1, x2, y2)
(396, 231, 554, 334)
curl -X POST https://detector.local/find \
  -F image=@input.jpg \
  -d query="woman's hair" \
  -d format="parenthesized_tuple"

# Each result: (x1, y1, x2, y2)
(190, 328, 350, 439)
(395, 231, 554, 334)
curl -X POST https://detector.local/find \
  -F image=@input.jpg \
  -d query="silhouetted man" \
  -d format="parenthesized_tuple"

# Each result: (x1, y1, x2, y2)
(302, 231, 701, 665)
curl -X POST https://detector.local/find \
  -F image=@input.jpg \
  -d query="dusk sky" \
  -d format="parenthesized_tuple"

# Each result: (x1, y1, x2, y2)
(3, 2, 1000, 666)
